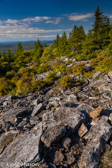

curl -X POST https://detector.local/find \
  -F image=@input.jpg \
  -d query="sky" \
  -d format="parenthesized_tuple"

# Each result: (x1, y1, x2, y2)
(0, 0, 112, 42)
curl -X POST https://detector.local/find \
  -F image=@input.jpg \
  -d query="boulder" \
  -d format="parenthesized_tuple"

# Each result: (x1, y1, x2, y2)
(90, 107, 103, 119)
(78, 116, 112, 168)
(78, 123, 88, 137)
(67, 94, 77, 103)
(2, 107, 30, 125)
(41, 125, 66, 147)
(31, 103, 44, 116)
(0, 123, 42, 168)
(0, 131, 18, 154)
(109, 113, 112, 124)
(108, 71, 112, 79)
(93, 71, 102, 80)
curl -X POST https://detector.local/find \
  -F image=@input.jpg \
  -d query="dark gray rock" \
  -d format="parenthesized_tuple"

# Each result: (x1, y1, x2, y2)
(0, 123, 42, 168)
(41, 125, 66, 147)
(31, 103, 44, 117)
(78, 116, 112, 168)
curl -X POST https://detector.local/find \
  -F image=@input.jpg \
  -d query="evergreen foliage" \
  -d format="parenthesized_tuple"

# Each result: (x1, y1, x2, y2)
(0, 6, 112, 95)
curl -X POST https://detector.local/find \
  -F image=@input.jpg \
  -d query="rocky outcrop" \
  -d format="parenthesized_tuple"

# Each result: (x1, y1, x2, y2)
(0, 71, 112, 167)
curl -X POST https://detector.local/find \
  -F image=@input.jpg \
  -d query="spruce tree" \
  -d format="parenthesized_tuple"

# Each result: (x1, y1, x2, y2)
(44, 42, 47, 48)
(68, 25, 85, 54)
(58, 32, 68, 56)
(7, 49, 12, 70)
(16, 43, 24, 56)
(54, 34, 60, 48)
(93, 5, 111, 49)
(34, 39, 42, 50)
(34, 39, 43, 61)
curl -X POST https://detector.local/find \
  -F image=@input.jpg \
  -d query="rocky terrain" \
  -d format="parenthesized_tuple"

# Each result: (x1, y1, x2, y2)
(0, 68, 112, 168)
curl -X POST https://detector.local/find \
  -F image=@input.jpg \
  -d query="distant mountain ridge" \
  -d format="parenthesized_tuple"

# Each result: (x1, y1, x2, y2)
(0, 40, 54, 53)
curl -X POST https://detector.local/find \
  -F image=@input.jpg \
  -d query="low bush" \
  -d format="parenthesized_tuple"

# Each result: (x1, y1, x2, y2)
(52, 59, 66, 76)
(0, 78, 9, 96)
(36, 63, 51, 74)
(59, 75, 74, 88)
(45, 71, 57, 84)
(6, 70, 15, 79)
(31, 79, 46, 92)
(16, 76, 32, 95)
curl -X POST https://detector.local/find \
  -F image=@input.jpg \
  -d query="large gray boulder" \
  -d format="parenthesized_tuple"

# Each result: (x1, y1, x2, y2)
(0, 123, 42, 168)
(41, 125, 66, 147)
(78, 116, 112, 168)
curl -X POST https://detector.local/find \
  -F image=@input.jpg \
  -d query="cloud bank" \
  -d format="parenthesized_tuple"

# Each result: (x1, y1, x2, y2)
(68, 13, 94, 21)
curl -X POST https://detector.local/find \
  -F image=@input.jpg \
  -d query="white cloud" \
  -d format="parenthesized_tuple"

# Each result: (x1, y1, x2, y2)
(5, 19, 18, 24)
(2, 16, 61, 26)
(45, 17, 61, 24)
(21, 16, 51, 22)
(68, 13, 94, 21)
(0, 12, 95, 41)
(0, 18, 70, 34)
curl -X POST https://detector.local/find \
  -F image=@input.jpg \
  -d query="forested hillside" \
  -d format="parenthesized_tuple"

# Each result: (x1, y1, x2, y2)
(0, 6, 112, 96)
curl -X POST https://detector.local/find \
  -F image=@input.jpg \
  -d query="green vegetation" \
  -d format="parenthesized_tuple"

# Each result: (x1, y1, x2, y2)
(59, 75, 74, 88)
(0, 6, 112, 95)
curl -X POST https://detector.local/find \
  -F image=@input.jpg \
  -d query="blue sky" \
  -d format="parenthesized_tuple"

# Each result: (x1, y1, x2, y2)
(0, 0, 112, 42)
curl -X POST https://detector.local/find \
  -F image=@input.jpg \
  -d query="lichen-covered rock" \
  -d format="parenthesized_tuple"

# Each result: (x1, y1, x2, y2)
(0, 131, 18, 154)
(109, 113, 112, 124)
(31, 103, 44, 116)
(78, 116, 112, 168)
(93, 71, 102, 79)
(78, 123, 88, 137)
(90, 107, 103, 119)
(0, 68, 112, 168)
(0, 123, 42, 168)
(41, 125, 66, 147)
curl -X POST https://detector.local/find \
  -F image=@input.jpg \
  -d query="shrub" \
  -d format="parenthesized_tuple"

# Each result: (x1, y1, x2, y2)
(59, 75, 74, 88)
(31, 79, 46, 92)
(66, 66, 74, 75)
(90, 50, 112, 73)
(40, 45, 55, 63)
(52, 59, 66, 76)
(17, 67, 29, 77)
(72, 62, 88, 76)
(6, 70, 15, 79)
(45, 71, 57, 84)
(0, 78, 9, 95)
(36, 63, 51, 74)
(16, 76, 32, 95)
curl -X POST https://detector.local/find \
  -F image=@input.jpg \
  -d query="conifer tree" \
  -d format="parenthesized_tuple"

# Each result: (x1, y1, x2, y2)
(44, 42, 47, 48)
(7, 49, 12, 70)
(58, 32, 68, 56)
(34, 39, 43, 61)
(54, 34, 60, 48)
(1, 52, 7, 62)
(34, 39, 42, 50)
(68, 25, 85, 54)
(16, 43, 24, 56)
(93, 5, 111, 49)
